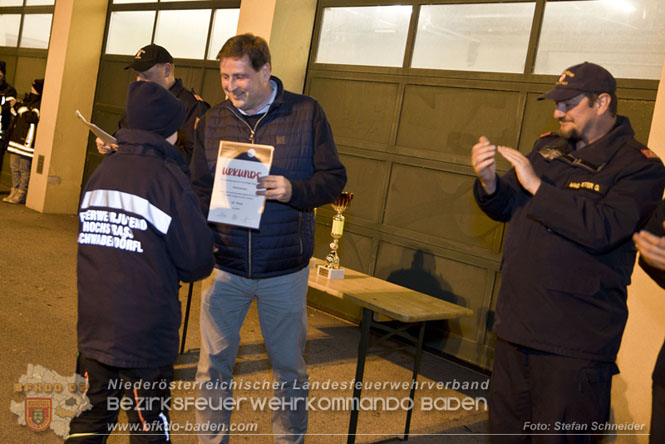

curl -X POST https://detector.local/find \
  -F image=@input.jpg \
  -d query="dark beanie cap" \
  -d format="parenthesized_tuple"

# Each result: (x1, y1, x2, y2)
(32, 78, 44, 95)
(0, 61, 6, 76)
(125, 81, 185, 138)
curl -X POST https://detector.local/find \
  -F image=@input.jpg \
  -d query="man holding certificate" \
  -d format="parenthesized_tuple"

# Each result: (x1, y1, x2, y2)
(190, 34, 346, 443)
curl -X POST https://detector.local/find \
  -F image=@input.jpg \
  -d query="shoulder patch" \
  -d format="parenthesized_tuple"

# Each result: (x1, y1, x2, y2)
(640, 148, 660, 159)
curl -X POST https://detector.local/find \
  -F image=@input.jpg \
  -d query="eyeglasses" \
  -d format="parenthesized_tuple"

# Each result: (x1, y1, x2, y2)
(555, 94, 586, 113)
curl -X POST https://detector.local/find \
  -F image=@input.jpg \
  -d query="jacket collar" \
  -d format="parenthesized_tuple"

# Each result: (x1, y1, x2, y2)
(169, 78, 185, 96)
(21, 93, 41, 107)
(269, 75, 285, 109)
(571, 115, 634, 167)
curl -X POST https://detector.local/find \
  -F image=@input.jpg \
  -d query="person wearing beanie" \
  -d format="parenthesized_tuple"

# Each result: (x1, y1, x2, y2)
(66, 81, 215, 443)
(125, 79, 186, 139)
(31, 78, 44, 95)
(95, 43, 210, 164)
(472, 62, 665, 440)
(0, 60, 18, 173)
(3, 78, 42, 204)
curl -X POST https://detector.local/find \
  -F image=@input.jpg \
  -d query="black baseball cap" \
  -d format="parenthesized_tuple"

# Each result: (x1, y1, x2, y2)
(538, 62, 616, 102)
(125, 44, 173, 72)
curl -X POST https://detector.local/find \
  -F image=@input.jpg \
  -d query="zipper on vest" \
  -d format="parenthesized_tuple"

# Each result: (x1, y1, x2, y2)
(248, 230, 252, 279)
(298, 212, 303, 255)
(228, 107, 269, 277)
(229, 108, 268, 145)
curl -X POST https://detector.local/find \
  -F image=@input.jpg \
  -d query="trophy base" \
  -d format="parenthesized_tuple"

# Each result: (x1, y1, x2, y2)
(317, 265, 345, 280)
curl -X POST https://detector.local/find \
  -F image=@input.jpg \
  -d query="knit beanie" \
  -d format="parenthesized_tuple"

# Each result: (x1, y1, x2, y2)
(32, 78, 44, 95)
(125, 81, 185, 138)
(0, 61, 6, 76)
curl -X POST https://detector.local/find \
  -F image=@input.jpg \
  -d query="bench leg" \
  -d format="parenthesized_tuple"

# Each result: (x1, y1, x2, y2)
(403, 321, 426, 441)
(347, 307, 373, 444)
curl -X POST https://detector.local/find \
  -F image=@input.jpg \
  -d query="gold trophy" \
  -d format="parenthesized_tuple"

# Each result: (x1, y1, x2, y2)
(318, 192, 353, 279)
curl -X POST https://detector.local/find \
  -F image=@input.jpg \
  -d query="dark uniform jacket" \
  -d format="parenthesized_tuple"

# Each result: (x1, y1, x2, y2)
(636, 201, 665, 386)
(190, 76, 347, 279)
(6, 92, 40, 158)
(0, 79, 17, 145)
(169, 78, 209, 164)
(77, 129, 215, 368)
(119, 78, 209, 164)
(475, 116, 665, 362)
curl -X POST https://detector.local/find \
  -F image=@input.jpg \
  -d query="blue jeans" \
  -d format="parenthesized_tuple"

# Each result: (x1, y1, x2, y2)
(196, 267, 310, 444)
(10, 153, 31, 191)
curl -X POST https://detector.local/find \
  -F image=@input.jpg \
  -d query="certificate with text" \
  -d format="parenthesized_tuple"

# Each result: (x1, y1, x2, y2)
(208, 141, 274, 229)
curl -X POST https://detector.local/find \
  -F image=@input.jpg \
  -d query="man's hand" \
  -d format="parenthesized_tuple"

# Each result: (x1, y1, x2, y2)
(96, 137, 118, 155)
(633, 223, 665, 270)
(471, 136, 497, 194)
(497, 146, 542, 195)
(256, 175, 292, 203)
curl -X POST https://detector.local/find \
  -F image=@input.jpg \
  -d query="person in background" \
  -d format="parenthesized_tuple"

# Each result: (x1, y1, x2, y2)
(66, 80, 214, 443)
(3, 78, 42, 205)
(632, 203, 665, 444)
(96, 44, 209, 164)
(471, 62, 665, 442)
(0, 60, 18, 172)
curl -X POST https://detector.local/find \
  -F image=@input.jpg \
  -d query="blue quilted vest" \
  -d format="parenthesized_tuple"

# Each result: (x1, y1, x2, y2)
(202, 77, 317, 278)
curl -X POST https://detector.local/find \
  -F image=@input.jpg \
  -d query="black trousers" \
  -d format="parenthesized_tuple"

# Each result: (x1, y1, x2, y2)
(66, 354, 174, 444)
(489, 338, 616, 444)
(0, 136, 7, 172)
(651, 382, 665, 444)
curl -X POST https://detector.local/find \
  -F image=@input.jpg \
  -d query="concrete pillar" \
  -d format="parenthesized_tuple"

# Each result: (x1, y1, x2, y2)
(26, 0, 107, 214)
(237, 0, 317, 93)
(615, 57, 665, 441)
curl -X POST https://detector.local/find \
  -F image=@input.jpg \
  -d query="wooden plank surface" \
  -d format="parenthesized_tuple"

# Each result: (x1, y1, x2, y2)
(308, 259, 473, 323)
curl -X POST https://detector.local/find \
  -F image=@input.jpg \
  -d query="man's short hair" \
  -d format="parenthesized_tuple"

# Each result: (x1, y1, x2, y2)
(586, 92, 618, 117)
(217, 34, 271, 71)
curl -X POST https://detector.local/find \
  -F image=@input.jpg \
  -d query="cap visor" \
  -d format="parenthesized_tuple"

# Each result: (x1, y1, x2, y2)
(124, 60, 156, 72)
(537, 87, 584, 102)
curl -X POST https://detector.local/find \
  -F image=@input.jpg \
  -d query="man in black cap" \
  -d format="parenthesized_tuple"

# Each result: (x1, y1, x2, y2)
(96, 44, 209, 164)
(0, 60, 18, 171)
(67, 81, 214, 443)
(471, 62, 665, 441)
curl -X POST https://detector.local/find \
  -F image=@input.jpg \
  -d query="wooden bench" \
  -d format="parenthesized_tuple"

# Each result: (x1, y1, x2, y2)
(308, 258, 473, 443)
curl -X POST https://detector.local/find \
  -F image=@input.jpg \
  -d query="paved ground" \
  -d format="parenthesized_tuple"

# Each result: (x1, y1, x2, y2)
(0, 192, 489, 444)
